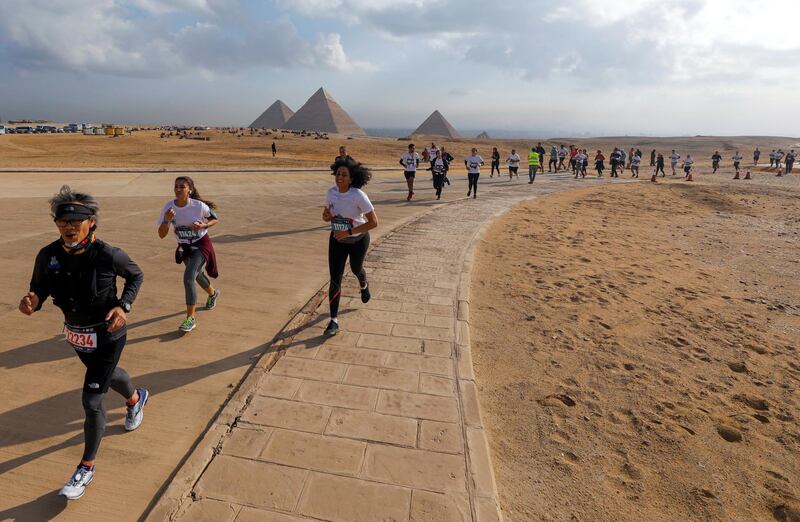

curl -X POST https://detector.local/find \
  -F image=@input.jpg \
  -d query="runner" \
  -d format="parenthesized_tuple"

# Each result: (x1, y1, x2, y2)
(610, 148, 620, 178)
(548, 145, 559, 172)
(441, 147, 454, 186)
(581, 149, 589, 177)
(769, 149, 777, 167)
(627, 148, 635, 169)
(490, 147, 501, 177)
(732, 150, 743, 175)
(527, 146, 540, 184)
(655, 153, 666, 177)
(775, 150, 785, 169)
(594, 150, 605, 177)
(558, 145, 568, 170)
(507, 148, 521, 180)
(427, 150, 449, 199)
(753, 147, 761, 166)
(536, 142, 546, 168)
(465, 148, 485, 197)
(669, 150, 681, 175)
(569, 145, 578, 175)
(630, 151, 641, 178)
(271, 141, 277, 157)
(399, 143, 420, 201)
(683, 155, 694, 180)
(573, 148, 584, 179)
(618, 148, 627, 173)
(322, 158, 378, 336)
(20, 185, 147, 500)
(336, 145, 354, 163)
(650, 149, 656, 166)
(786, 150, 796, 174)
(711, 151, 722, 173)
(157, 176, 220, 333)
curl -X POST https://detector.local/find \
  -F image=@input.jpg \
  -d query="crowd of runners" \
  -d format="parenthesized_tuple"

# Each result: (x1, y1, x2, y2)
(15, 138, 797, 501)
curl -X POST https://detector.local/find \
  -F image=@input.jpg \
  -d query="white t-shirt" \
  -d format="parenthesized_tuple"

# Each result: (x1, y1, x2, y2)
(631, 155, 641, 167)
(401, 151, 420, 172)
(507, 153, 521, 167)
(159, 198, 215, 244)
(465, 155, 483, 174)
(326, 186, 374, 242)
(732, 153, 742, 162)
(670, 152, 681, 163)
(431, 158, 447, 174)
(684, 157, 694, 167)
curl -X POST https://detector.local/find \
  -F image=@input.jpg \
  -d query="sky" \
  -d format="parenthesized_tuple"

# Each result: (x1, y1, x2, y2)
(0, 0, 798, 136)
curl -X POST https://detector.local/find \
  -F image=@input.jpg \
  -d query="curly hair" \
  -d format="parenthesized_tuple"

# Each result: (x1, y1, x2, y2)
(330, 158, 372, 189)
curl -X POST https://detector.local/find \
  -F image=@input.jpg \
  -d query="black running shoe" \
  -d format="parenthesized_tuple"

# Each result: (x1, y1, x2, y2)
(324, 320, 339, 336)
(360, 284, 371, 304)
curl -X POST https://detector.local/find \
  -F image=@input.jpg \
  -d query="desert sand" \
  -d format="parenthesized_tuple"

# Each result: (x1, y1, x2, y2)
(471, 174, 800, 521)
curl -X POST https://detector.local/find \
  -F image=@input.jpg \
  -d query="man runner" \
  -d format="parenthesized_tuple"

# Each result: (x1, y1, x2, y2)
(400, 143, 420, 201)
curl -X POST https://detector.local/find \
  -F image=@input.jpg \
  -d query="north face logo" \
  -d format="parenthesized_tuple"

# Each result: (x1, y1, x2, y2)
(88, 383, 100, 389)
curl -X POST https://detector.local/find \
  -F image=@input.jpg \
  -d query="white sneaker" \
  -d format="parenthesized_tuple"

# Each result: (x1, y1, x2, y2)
(59, 465, 94, 500)
(125, 388, 149, 431)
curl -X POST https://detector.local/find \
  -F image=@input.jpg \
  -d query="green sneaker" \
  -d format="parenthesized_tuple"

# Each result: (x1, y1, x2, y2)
(205, 289, 220, 310)
(179, 316, 196, 332)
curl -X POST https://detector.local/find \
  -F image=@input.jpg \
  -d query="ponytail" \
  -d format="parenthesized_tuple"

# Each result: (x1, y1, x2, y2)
(175, 176, 217, 210)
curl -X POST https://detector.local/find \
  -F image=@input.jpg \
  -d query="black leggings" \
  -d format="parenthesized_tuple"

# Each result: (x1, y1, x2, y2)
(76, 334, 135, 461)
(467, 173, 480, 195)
(655, 165, 665, 176)
(432, 174, 445, 197)
(328, 233, 369, 318)
(491, 161, 500, 175)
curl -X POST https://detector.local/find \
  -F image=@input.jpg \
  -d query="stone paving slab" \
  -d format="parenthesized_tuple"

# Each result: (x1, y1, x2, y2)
(154, 174, 610, 521)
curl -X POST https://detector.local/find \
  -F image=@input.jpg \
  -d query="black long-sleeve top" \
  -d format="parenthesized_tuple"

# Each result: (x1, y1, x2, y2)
(29, 238, 143, 336)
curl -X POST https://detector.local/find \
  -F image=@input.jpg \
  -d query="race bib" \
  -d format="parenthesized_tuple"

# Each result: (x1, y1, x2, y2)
(65, 324, 98, 353)
(469, 162, 479, 170)
(175, 225, 200, 240)
(331, 215, 353, 233)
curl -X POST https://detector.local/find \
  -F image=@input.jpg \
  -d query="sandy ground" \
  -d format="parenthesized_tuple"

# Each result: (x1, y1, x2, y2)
(471, 172, 800, 521)
(0, 130, 796, 170)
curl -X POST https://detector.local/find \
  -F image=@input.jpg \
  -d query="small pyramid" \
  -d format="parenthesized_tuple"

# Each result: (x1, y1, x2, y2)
(283, 88, 365, 135)
(249, 100, 294, 129)
(410, 110, 460, 138)
(476, 131, 491, 139)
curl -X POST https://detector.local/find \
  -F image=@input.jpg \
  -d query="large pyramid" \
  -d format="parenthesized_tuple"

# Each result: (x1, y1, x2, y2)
(410, 110, 460, 138)
(249, 100, 294, 129)
(476, 131, 491, 139)
(283, 88, 365, 135)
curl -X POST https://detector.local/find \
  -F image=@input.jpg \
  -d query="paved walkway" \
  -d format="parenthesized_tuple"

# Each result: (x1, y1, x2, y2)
(151, 174, 604, 522)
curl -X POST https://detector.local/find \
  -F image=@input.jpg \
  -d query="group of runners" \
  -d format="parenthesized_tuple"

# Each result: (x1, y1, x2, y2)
(16, 137, 797, 500)
(399, 142, 798, 196)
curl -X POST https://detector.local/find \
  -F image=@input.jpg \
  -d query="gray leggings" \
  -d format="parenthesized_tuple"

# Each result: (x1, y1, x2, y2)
(82, 367, 135, 461)
(183, 248, 211, 305)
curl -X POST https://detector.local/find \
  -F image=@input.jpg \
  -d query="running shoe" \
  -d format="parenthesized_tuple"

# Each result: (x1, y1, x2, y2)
(125, 388, 149, 431)
(360, 284, 371, 304)
(324, 320, 339, 336)
(179, 316, 196, 332)
(205, 289, 220, 310)
(59, 464, 94, 500)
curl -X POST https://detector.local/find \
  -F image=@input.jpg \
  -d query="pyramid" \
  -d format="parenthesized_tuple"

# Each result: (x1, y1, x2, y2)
(249, 100, 294, 129)
(283, 88, 365, 135)
(476, 131, 491, 139)
(410, 110, 460, 138)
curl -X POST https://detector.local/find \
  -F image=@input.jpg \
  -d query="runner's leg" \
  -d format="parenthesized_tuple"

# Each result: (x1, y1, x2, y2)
(328, 235, 349, 319)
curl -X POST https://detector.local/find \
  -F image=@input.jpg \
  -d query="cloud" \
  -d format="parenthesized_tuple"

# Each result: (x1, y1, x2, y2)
(0, 0, 374, 78)
(276, 0, 800, 88)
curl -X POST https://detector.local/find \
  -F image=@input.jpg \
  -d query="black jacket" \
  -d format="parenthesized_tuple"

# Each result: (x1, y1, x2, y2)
(30, 239, 143, 332)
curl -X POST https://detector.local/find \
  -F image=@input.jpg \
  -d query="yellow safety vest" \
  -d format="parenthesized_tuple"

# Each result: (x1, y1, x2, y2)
(528, 151, 540, 166)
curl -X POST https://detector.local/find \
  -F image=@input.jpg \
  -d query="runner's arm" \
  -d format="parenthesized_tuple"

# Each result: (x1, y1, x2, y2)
(25, 249, 50, 313)
(350, 210, 378, 235)
(113, 248, 144, 307)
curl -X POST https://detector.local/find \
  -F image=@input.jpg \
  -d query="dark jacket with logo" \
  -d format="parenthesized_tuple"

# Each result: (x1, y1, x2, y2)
(29, 239, 143, 336)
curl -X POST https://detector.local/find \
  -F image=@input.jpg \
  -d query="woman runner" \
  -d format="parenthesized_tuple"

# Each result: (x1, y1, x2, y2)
(490, 147, 501, 177)
(20, 186, 147, 500)
(594, 150, 605, 177)
(427, 150, 449, 199)
(655, 153, 666, 177)
(157, 176, 220, 333)
(322, 158, 378, 336)
(465, 148, 485, 197)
